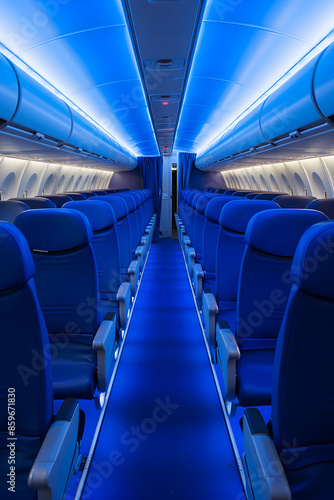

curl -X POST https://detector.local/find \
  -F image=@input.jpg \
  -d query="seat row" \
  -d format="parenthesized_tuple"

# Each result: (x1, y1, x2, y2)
(175, 188, 334, 499)
(0, 189, 156, 499)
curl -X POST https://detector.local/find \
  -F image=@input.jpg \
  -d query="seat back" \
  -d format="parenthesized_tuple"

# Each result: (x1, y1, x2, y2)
(63, 192, 87, 200)
(201, 196, 243, 276)
(237, 209, 328, 345)
(307, 198, 334, 219)
(42, 194, 73, 207)
(0, 222, 53, 499)
(12, 197, 57, 209)
(272, 220, 334, 498)
(91, 196, 132, 269)
(0, 200, 29, 221)
(273, 195, 316, 208)
(192, 194, 219, 258)
(14, 209, 100, 334)
(64, 200, 121, 293)
(216, 200, 279, 305)
(254, 192, 288, 200)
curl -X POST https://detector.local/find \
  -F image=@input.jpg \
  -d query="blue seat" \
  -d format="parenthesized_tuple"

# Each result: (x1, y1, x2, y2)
(202, 200, 279, 348)
(273, 195, 316, 208)
(62, 192, 87, 200)
(14, 209, 119, 400)
(192, 196, 245, 303)
(90, 195, 139, 272)
(243, 220, 334, 500)
(254, 192, 288, 200)
(216, 208, 328, 412)
(63, 199, 134, 303)
(11, 197, 57, 209)
(42, 194, 73, 207)
(0, 200, 29, 221)
(187, 193, 219, 272)
(0, 222, 83, 499)
(307, 197, 334, 219)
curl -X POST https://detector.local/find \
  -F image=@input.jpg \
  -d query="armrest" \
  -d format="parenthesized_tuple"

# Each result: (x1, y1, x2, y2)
(116, 280, 131, 330)
(93, 312, 117, 392)
(243, 409, 291, 500)
(128, 259, 139, 296)
(216, 320, 240, 401)
(28, 400, 81, 500)
(193, 264, 205, 305)
(202, 290, 218, 346)
(188, 247, 196, 277)
(135, 245, 144, 270)
(184, 235, 191, 247)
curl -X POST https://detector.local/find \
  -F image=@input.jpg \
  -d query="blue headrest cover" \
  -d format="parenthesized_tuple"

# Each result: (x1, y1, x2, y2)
(116, 194, 137, 212)
(307, 198, 334, 218)
(191, 193, 203, 209)
(0, 222, 35, 291)
(246, 209, 329, 257)
(0, 200, 29, 221)
(23, 197, 57, 209)
(205, 196, 246, 223)
(291, 221, 334, 298)
(273, 195, 315, 208)
(220, 200, 279, 232)
(14, 208, 92, 251)
(63, 200, 116, 231)
(196, 194, 218, 214)
(92, 196, 129, 220)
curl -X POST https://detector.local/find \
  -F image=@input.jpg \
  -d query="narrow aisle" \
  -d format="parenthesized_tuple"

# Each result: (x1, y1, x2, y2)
(82, 239, 244, 500)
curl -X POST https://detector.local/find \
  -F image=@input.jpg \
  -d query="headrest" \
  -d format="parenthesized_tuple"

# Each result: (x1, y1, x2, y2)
(15, 197, 57, 209)
(91, 196, 129, 220)
(14, 209, 92, 252)
(191, 193, 203, 209)
(129, 192, 142, 207)
(273, 195, 316, 208)
(64, 193, 87, 201)
(196, 194, 219, 214)
(220, 200, 279, 232)
(115, 193, 137, 212)
(43, 194, 73, 207)
(205, 196, 246, 223)
(291, 221, 334, 299)
(0, 222, 35, 291)
(186, 191, 198, 205)
(0, 200, 29, 222)
(246, 209, 329, 257)
(254, 192, 288, 200)
(307, 198, 334, 219)
(63, 200, 116, 231)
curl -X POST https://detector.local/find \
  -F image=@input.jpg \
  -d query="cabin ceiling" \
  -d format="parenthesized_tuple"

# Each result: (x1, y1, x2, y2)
(0, 0, 333, 167)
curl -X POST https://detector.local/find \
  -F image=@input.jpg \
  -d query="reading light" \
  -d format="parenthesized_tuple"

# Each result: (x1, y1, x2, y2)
(162, 101, 169, 105)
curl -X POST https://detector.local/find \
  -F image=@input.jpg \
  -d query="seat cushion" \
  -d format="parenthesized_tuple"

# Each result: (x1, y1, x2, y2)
(50, 334, 97, 399)
(236, 349, 275, 407)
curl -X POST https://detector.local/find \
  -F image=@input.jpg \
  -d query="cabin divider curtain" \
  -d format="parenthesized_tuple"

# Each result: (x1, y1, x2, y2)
(138, 156, 163, 241)
(178, 152, 197, 195)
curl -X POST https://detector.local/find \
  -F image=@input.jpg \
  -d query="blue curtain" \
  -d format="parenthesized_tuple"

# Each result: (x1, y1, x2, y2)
(138, 156, 163, 241)
(178, 152, 197, 194)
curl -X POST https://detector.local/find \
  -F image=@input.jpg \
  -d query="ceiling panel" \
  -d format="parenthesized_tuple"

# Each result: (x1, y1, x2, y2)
(174, 0, 334, 156)
(0, 0, 159, 158)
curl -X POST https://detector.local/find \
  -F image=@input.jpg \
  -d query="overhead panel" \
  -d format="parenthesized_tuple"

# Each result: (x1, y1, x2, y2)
(174, 0, 334, 159)
(0, 0, 159, 159)
(125, 0, 205, 155)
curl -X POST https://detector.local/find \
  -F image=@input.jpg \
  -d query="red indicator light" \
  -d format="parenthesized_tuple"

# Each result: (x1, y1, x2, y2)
(162, 101, 169, 105)
(164, 147, 168, 150)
